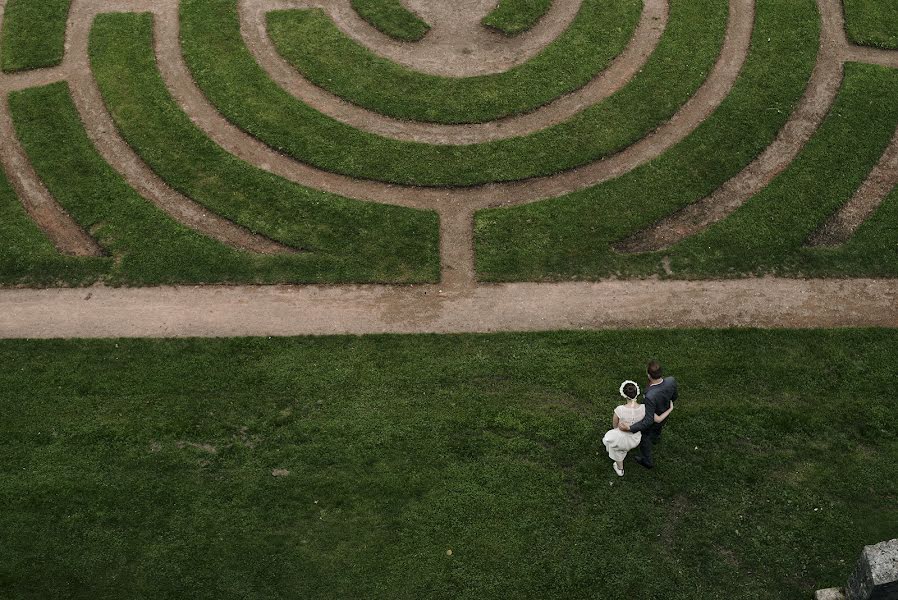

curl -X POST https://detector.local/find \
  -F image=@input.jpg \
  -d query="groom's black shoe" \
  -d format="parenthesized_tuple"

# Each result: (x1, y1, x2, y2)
(634, 457, 654, 469)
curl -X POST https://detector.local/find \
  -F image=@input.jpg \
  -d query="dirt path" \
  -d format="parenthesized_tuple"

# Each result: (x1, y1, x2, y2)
(3, 278, 897, 338)
(239, 0, 667, 144)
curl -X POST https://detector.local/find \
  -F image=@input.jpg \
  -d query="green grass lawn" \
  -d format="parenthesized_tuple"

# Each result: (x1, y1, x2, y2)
(267, 0, 640, 124)
(0, 0, 70, 72)
(87, 14, 439, 285)
(842, 0, 898, 49)
(483, 0, 554, 35)
(350, 0, 430, 42)
(1, 330, 896, 599)
(180, 0, 725, 186)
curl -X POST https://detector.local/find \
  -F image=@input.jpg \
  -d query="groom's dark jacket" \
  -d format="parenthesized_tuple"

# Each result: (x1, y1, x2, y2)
(629, 377, 678, 435)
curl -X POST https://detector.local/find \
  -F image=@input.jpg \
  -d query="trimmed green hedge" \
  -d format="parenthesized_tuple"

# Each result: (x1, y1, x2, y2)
(1, 330, 896, 598)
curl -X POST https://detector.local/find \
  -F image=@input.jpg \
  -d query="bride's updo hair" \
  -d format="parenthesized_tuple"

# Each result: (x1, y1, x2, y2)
(620, 380, 640, 401)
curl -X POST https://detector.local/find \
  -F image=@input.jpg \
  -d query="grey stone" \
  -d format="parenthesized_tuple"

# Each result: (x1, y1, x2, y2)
(847, 539, 898, 600)
(816, 588, 846, 600)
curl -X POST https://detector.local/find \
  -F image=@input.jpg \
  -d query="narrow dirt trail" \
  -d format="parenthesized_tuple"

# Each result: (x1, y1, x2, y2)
(3, 278, 897, 338)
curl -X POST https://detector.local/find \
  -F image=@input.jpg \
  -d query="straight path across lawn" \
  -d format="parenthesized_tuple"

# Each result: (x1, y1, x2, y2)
(3, 278, 898, 339)
(1, 331, 895, 599)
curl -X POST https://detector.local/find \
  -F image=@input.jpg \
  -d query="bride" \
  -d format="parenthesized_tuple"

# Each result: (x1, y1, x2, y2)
(603, 380, 673, 477)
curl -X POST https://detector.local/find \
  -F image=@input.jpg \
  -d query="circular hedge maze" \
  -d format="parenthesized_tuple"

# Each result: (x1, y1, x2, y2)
(1, 0, 898, 331)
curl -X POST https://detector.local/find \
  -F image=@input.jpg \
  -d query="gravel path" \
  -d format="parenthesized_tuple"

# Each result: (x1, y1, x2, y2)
(3, 278, 897, 338)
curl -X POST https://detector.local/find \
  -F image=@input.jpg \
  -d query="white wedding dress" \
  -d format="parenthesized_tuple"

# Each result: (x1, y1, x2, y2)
(602, 403, 645, 461)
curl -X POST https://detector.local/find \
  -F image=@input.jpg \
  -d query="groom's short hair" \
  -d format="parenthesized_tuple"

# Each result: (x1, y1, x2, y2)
(647, 360, 663, 379)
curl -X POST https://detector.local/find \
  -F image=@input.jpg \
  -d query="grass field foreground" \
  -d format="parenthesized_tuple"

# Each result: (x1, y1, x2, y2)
(842, 0, 898, 49)
(350, 0, 430, 41)
(0, 330, 896, 599)
(0, 0, 71, 72)
(482, 0, 554, 35)
(180, 0, 726, 186)
(267, 0, 641, 124)
(89, 13, 440, 285)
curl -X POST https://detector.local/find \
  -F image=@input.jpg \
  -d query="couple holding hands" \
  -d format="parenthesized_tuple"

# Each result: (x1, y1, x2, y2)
(602, 360, 678, 477)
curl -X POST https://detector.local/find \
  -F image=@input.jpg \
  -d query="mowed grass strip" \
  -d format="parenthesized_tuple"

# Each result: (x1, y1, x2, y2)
(668, 63, 898, 277)
(0, 0, 71, 72)
(842, 0, 898, 49)
(267, 0, 640, 124)
(828, 166, 898, 273)
(181, 0, 726, 186)
(0, 158, 106, 286)
(9, 83, 254, 286)
(0, 330, 896, 599)
(350, 0, 430, 42)
(482, 0, 554, 35)
(89, 13, 440, 284)
(475, 0, 820, 281)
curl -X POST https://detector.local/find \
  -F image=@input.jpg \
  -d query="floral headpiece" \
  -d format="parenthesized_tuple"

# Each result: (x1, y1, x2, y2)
(619, 380, 640, 400)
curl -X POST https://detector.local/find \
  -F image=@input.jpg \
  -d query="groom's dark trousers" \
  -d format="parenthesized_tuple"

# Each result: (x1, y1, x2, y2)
(629, 377, 678, 467)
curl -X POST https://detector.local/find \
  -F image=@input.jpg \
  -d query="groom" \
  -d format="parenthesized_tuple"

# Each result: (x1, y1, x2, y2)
(618, 360, 678, 469)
